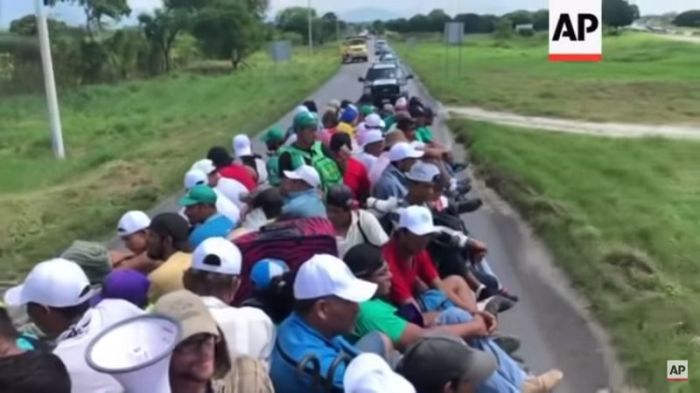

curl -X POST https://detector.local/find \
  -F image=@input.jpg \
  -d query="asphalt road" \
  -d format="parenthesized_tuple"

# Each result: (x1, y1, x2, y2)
(111, 50, 623, 393)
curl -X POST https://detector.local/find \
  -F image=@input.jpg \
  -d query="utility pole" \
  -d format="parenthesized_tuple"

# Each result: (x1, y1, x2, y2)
(36, 0, 65, 159)
(307, 0, 313, 53)
(336, 18, 340, 43)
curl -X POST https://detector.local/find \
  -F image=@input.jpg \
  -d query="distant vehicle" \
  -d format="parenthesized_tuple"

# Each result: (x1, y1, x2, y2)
(358, 63, 413, 107)
(341, 36, 369, 64)
(374, 40, 389, 55)
(379, 52, 398, 65)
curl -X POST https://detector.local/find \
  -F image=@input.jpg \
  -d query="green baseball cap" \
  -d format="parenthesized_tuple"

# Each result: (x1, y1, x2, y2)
(294, 111, 318, 131)
(179, 185, 217, 207)
(262, 127, 285, 143)
(360, 105, 375, 116)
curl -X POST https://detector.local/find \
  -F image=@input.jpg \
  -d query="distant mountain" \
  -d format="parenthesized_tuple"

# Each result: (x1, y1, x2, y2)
(341, 8, 404, 23)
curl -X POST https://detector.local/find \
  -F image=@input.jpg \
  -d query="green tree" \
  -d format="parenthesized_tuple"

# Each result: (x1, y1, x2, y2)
(408, 14, 431, 32)
(372, 20, 386, 35)
(9, 14, 70, 36)
(385, 18, 409, 33)
(602, 0, 637, 28)
(532, 9, 549, 31)
(138, 9, 190, 73)
(192, 0, 262, 69)
(52, 0, 131, 35)
(673, 10, 700, 27)
(427, 9, 451, 32)
(276, 7, 315, 39)
(494, 17, 513, 39)
(503, 10, 533, 27)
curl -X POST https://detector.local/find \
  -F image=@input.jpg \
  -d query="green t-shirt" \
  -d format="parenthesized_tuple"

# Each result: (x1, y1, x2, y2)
(383, 115, 397, 132)
(416, 126, 434, 143)
(354, 299, 408, 343)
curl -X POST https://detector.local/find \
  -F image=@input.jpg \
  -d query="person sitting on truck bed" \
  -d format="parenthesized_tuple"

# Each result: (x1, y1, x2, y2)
(278, 111, 343, 191)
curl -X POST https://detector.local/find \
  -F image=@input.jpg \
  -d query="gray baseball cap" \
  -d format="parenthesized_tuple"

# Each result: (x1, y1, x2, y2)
(397, 334, 497, 391)
(405, 161, 441, 183)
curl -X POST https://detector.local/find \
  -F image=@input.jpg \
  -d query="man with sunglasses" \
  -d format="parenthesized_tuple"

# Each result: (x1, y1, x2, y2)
(4, 258, 144, 393)
(155, 289, 274, 393)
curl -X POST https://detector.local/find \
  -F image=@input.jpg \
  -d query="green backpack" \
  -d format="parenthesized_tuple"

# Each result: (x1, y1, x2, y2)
(282, 142, 343, 190)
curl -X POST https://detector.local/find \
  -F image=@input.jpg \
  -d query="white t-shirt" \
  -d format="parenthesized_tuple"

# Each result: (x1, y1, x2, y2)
(216, 177, 248, 209)
(54, 299, 145, 393)
(201, 296, 275, 362)
(336, 210, 390, 258)
(213, 188, 241, 224)
(253, 157, 269, 186)
(356, 151, 379, 173)
(368, 152, 391, 188)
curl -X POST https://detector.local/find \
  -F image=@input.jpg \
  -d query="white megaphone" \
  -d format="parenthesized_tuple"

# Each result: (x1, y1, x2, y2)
(86, 314, 181, 393)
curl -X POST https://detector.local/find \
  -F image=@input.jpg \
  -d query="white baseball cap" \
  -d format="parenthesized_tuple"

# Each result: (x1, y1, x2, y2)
(389, 142, 424, 162)
(364, 113, 385, 130)
(233, 134, 253, 158)
(344, 353, 416, 393)
(397, 205, 438, 236)
(359, 130, 384, 148)
(395, 97, 408, 109)
(184, 169, 208, 190)
(293, 254, 377, 302)
(191, 159, 216, 175)
(117, 210, 151, 237)
(4, 258, 93, 308)
(191, 237, 242, 276)
(406, 161, 440, 183)
(283, 165, 321, 188)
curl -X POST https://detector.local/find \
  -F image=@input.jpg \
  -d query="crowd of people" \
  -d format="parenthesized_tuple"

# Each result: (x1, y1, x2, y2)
(0, 95, 564, 393)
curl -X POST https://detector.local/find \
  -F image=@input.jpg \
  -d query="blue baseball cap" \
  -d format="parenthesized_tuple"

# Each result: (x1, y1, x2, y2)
(250, 259, 290, 290)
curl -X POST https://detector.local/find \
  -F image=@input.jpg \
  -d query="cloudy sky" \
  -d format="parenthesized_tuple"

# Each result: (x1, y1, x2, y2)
(1, 0, 696, 27)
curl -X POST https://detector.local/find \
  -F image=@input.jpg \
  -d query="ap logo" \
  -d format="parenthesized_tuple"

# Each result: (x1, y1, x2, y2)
(667, 360, 689, 382)
(549, 0, 602, 61)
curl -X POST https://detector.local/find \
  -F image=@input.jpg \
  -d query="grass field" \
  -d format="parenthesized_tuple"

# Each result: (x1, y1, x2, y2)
(0, 50, 338, 280)
(399, 33, 700, 125)
(453, 120, 700, 392)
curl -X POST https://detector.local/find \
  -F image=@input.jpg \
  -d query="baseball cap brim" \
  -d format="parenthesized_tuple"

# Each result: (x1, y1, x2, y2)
(282, 170, 303, 181)
(178, 195, 200, 207)
(4, 283, 95, 308)
(235, 146, 252, 157)
(3, 285, 23, 307)
(405, 149, 424, 159)
(405, 222, 439, 237)
(335, 278, 378, 303)
(463, 349, 499, 384)
(405, 173, 435, 183)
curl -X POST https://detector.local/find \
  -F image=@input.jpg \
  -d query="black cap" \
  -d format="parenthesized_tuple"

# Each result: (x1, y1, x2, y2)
(344, 244, 384, 279)
(325, 184, 355, 209)
(329, 132, 352, 153)
(207, 146, 233, 168)
(149, 213, 190, 245)
(397, 335, 497, 392)
(397, 116, 417, 131)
